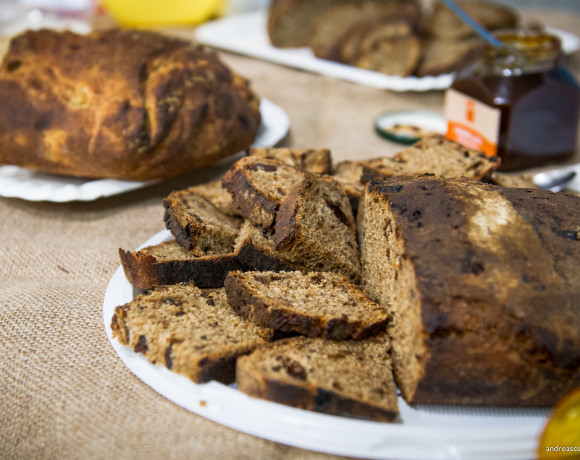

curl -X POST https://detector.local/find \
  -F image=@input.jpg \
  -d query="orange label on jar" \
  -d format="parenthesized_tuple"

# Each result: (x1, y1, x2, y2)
(444, 89, 501, 157)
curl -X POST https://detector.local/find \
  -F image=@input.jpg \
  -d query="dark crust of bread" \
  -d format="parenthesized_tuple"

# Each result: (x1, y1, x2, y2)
(224, 271, 387, 339)
(0, 29, 261, 180)
(364, 177, 580, 406)
(235, 239, 300, 272)
(119, 246, 240, 289)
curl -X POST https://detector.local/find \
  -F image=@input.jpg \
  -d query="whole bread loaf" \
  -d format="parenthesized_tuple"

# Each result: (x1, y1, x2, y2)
(358, 176, 580, 406)
(0, 29, 261, 180)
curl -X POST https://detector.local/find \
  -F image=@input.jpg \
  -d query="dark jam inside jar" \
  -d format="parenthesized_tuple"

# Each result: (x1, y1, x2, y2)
(448, 31, 580, 171)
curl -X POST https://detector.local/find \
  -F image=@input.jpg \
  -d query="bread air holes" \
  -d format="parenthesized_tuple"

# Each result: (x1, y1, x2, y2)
(6, 60, 21, 72)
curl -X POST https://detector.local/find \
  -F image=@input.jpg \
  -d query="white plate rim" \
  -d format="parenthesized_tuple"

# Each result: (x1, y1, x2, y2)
(0, 98, 289, 203)
(102, 229, 549, 460)
(194, 10, 580, 93)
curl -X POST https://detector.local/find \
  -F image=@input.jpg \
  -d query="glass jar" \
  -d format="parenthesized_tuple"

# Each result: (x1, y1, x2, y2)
(445, 30, 580, 172)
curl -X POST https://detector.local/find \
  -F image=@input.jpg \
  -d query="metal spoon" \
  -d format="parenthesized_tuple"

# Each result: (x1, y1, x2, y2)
(533, 169, 577, 192)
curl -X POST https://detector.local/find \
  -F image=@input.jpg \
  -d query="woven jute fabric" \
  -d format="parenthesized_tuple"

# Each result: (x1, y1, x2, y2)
(1, 9, 580, 459)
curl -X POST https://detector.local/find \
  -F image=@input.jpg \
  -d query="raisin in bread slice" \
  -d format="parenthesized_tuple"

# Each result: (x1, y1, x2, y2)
(362, 134, 500, 182)
(222, 156, 307, 228)
(357, 176, 580, 406)
(111, 285, 273, 384)
(249, 147, 332, 175)
(164, 188, 242, 255)
(275, 175, 361, 281)
(225, 270, 388, 339)
(119, 240, 240, 289)
(236, 334, 398, 421)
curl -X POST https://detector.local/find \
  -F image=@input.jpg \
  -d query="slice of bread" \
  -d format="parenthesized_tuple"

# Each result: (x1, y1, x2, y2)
(361, 134, 500, 182)
(186, 180, 241, 217)
(354, 35, 422, 77)
(233, 220, 303, 272)
(236, 334, 398, 421)
(224, 270, 389, 339)
(164, 188, 242, 256)
(111, 285, 273, 384)
(428, 0, 518, 40)
(249, 147, 332, 175)
(267, 0, 345, 48)
(274, 175, 361, 281)
(357, 176, 580, 406)
(416, 38, 483, 77)
(332, 160, 365, 216)
(222, 156, 307, 228)
(309, 0, 421, 60)
(119, 240, 240, 289)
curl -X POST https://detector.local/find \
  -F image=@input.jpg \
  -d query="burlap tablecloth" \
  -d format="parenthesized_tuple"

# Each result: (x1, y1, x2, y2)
(2, 9, 580, 459)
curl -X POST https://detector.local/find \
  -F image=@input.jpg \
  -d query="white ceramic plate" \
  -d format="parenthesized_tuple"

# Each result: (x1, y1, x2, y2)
(194, 10, 580, 92)
(0, 98, 289, 202)
(103, 229, 550, 460)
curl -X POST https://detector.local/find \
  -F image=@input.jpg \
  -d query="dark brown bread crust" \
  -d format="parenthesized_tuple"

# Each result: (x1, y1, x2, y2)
(224, 271, 387, 339)
(0, 29, 260, 180)
(362, 177, 580, 406)
(119, 243, 240, 289)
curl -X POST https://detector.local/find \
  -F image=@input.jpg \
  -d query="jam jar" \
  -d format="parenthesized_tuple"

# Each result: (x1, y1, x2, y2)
(445, 30, 580, 171)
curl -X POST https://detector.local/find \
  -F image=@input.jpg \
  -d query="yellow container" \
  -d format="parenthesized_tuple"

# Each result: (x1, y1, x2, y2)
(100, 0, 227, 27)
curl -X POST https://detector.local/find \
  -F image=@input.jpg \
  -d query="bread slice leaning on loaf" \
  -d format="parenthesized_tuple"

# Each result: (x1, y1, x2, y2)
(236, 334, 399, 421)
(357, 176, 580, 406)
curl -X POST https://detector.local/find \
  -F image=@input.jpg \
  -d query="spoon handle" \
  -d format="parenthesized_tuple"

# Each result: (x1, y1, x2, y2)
(440, 0, 505, 47)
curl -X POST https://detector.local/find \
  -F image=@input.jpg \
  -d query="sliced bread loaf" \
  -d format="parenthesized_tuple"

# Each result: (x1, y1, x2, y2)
(164, 188, 242, 255)
(274, 175, 361, 281)
(225, 270, 389, 339)
(222, 156, 307, 228)
(249, 147, 332, 175)
(111, 285, 273, 384)
(361, 134, 500, 182)
(236, 334, 398, 421)
(357, 176, 580, 406)
(119, 240, 240, 289)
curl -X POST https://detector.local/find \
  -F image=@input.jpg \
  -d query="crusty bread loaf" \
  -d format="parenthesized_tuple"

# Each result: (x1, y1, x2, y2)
(428, 0, 518, 40)
(362, 134, 500, 182)
(119, 240, 240, 289)
(275, 175, 361, 281)
(224, 270, 388, 339)
(416, 38, 483, 77)
(249, 147, 332, 175)
(222, 156, 307, 228)
(236, 334, 398, 421)
(111, 285, 273, 384)
(164, 189, 242, 255)
(357, 176, 580, 406)
(0, 29, 260, 180)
